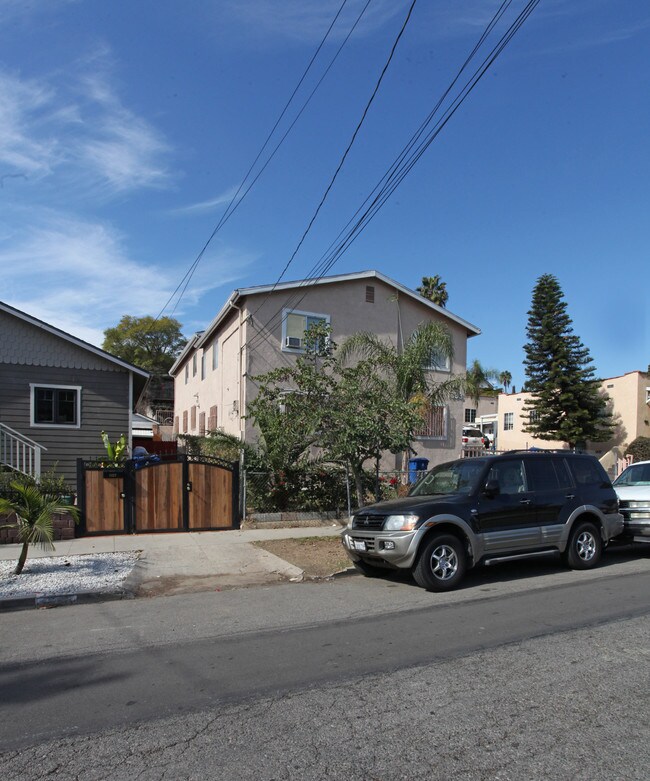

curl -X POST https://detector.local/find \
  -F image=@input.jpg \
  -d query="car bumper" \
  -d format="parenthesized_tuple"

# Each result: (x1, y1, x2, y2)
(341, 528, 424, 569)
(618, 507, 650, 540)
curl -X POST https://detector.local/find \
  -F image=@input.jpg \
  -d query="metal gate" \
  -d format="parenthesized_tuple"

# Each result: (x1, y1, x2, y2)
(78, 454, 239, 534)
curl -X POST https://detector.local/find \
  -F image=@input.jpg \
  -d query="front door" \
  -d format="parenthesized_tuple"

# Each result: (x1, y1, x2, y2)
(475, 458, 540, 552)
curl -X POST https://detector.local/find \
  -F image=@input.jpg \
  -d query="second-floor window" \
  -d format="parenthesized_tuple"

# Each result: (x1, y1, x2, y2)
(464, 408, 476, 423)
(504, 412, 514, 431)
(212, 340, 218, 370)
(282, 309, 330, 352)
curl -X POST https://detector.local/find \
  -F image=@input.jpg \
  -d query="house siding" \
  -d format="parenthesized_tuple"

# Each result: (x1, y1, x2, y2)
(0, 363, 131, 485)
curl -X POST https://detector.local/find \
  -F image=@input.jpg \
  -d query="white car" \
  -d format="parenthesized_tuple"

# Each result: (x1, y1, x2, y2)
(461, 427, 486, 450)
(612, 460, 650, 542)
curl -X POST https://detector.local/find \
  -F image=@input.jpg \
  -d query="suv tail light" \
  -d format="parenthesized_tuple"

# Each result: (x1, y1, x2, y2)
(462, 436, 468, 443)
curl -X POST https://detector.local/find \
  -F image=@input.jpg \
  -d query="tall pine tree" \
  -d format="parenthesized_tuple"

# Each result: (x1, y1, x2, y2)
(522, 274, 613, 449)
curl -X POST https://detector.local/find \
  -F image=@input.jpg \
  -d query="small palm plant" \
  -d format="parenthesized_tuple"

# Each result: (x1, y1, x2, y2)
(0, 481, 79, 575)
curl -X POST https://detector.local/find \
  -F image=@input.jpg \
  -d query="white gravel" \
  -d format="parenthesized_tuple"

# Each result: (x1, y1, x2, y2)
(0, 552, 140, 598)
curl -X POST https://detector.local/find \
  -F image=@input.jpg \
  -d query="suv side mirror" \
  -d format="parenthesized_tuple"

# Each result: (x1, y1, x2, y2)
(483, 479, 500, 498)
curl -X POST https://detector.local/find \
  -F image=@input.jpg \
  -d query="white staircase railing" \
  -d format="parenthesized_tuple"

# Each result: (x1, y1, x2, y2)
(0, 423, 47, 479)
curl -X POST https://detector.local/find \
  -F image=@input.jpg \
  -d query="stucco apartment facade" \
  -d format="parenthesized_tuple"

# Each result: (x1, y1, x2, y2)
(170, 270, 481, 469)
(496, 370, 649, 467)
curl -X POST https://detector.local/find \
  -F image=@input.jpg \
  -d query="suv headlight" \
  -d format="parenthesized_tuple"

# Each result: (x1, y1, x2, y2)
(383, 514, 419, 531)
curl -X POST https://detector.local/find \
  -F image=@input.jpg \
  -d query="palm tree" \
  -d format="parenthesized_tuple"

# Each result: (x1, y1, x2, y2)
(339, 322, 462, 472)
(0, 482, 79, 575)
(465, 360, 499, 405)
(416, 275, 448, 307)
(498, 370, 512, 393)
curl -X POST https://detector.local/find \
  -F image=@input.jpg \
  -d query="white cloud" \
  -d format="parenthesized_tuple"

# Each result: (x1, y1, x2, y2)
(0, 59, 170, 197)
(0, 213, 257, 345)
(220, 0, 401, 43)
(169, 186, 243, 216)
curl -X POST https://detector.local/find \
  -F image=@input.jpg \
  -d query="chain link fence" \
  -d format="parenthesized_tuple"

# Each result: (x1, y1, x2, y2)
(242, 468, 430, 518)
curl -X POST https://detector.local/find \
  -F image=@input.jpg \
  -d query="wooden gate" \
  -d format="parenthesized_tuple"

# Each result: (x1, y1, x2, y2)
(78, 455, 239, 534)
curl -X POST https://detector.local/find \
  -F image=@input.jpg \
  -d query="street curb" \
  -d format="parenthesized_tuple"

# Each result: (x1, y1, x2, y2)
(0, 588, 135, 612)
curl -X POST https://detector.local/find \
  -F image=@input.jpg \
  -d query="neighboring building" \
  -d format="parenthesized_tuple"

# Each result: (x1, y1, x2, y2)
(170, 270, 481, 469)
(0, 301, 149, 484)
(496, 371, 649, 468)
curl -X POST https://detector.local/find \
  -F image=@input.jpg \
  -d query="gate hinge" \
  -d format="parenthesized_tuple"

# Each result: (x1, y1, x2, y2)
(186, 481, 192, 492)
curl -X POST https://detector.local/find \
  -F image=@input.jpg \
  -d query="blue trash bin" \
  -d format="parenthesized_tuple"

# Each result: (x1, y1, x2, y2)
(408, 457, 429, 483)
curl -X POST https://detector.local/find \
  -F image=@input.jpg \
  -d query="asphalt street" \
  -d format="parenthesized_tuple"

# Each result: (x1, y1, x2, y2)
(1, 548, 649, 779)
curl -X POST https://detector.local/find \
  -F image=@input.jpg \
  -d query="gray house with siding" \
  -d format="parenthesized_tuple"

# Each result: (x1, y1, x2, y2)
(0, 301, 149, 486)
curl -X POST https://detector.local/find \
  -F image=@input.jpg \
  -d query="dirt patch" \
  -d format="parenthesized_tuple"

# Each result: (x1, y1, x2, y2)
(253, 536, 353, 578)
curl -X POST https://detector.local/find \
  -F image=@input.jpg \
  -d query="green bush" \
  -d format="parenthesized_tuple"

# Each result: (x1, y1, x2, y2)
(625, 436, 650, 462)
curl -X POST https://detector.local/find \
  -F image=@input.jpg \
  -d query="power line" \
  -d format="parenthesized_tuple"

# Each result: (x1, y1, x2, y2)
(246, 0, 540, 352)
(245, 0, 419, 329)
(152, 0, 365, 324)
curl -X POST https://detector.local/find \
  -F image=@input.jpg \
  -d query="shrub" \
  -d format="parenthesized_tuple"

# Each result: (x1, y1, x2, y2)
(625, 436, 650, 462)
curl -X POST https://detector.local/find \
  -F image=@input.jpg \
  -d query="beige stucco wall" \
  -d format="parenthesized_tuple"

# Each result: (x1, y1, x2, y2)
(495, 371, 649, 454)
(173, 276, 479, 469)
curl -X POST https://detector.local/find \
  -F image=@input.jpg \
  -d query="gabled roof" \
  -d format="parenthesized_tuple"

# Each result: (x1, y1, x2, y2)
(0, 300, 150, 378)
(169, 270, 480, 375)
(168, 331, 204, 376)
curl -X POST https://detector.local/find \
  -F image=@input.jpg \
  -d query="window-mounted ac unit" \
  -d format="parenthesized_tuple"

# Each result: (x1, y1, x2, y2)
(285, 336, 302, 348)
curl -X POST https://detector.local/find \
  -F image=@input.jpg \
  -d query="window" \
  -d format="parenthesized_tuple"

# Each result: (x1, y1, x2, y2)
(31, 385, 80, 427)
(504, 412, 514, 431)
(182, 410, 188, 433)
(529, 409, 540, 423)
(488, 459, 527, 495)
(415, 404, 448, 439)
(208, 405, 218, 430)
(212, 341, 218, 370)
(281, 309, 330, 351)
(365, 285, 375, 303)
(464, 408, 476, 423)
(427, 349, 451, 372)
(184, 365, 189, 385)
(201, 354, 205, 381)
(191, 405, 197, 430)
(192, 354, 197, 377)
(199, 411, 206, 436)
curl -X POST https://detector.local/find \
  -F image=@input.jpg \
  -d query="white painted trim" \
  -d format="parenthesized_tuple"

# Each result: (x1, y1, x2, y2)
(30, 383, 82, 429)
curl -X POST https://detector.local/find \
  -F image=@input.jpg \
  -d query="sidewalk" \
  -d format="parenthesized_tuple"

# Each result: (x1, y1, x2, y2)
(0, 524, 346, 609)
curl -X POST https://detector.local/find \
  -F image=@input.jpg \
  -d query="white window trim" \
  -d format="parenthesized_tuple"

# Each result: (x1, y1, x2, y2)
(504, 412, 514, 431)
(30, 383, 82, 429)
(281, 308, 330, 353)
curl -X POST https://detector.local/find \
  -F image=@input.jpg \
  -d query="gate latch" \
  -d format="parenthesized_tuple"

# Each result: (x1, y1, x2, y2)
(186, 481, 192, 492)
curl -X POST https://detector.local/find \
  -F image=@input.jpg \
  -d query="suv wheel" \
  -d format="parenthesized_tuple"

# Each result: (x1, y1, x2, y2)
(563, 521, 602, 569)
(413, 534, 466, 591)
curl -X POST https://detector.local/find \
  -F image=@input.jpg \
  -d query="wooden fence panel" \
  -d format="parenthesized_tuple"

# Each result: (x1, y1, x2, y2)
(84, 471, 124, 533)
(134, 462, 184, 531)
(188, 462, 234, 529)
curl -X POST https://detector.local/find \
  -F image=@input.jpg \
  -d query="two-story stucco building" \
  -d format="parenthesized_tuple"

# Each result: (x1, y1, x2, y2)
(496, 370, 649, 468)
(170, 270, 481, 469)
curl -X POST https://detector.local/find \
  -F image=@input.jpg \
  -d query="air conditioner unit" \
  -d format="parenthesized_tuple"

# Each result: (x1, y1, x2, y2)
(285, 336, 302, 348)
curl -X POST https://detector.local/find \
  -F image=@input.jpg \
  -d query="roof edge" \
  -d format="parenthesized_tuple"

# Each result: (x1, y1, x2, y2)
(0, 301, 150, 378)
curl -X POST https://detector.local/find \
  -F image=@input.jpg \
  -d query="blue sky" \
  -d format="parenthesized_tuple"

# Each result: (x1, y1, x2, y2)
(1, 0, 648, 389)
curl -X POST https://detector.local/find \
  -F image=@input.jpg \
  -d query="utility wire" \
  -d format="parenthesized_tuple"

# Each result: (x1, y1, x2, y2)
(152, 0, 354, 324)
(245, 0, 419, 329)
(246, 0, 540, 352)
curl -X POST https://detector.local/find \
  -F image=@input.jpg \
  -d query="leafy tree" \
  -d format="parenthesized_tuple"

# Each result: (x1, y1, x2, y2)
(522, 274, 613, 449)
(499, 370, 512, 393)
(102, 315, 187, 374)
(339, 321, 462, 472)
(416, 275, 448, 307)
(248, 323, 423, 506)
(0, 482, 79, 575)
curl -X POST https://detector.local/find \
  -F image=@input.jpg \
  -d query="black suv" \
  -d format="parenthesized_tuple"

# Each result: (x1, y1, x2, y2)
(342, 452, 623, 591)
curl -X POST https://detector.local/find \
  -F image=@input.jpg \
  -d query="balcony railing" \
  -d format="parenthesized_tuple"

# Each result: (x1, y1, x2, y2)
(0, 423, 47, 479)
